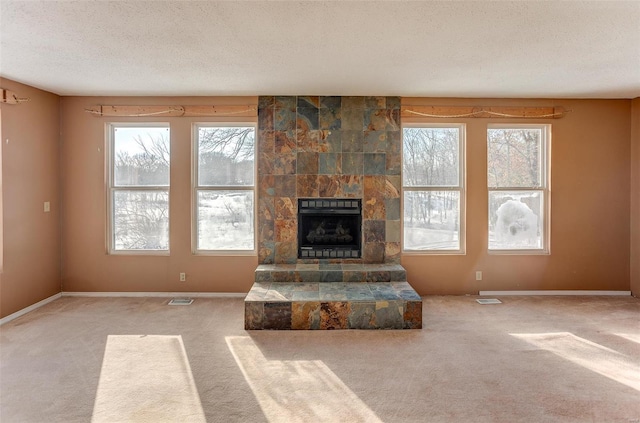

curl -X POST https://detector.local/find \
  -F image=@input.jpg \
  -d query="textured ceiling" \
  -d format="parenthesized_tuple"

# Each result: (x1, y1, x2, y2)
(1, 1, 639, 98)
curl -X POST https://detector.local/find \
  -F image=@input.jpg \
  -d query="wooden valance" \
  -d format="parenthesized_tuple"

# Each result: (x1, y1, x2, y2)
(402, 106, 566, 119)
(0, 88, 30, 104)
(85, 104, 257, 118)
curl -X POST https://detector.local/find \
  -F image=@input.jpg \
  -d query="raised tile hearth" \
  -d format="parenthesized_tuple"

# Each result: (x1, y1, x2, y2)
(245, 264, 422, 330)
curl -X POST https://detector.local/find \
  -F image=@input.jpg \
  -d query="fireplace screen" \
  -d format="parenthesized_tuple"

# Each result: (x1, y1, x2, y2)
(298, 199, 362, 259)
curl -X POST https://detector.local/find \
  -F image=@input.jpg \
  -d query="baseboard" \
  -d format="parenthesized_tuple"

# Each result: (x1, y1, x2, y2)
(479, 290, 632, 296)
(61, 291, 246, 298)
(0, 292, 63, 326)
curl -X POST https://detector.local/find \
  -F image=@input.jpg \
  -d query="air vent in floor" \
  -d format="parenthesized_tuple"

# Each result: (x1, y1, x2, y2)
(168, 298, 193, 306)
(476, 298, 502, 304)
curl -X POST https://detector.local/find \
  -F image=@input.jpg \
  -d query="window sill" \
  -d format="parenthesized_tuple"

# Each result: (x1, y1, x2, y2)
(488, 249, 550, 256)
(402, 249, 466, 256)
(193, 250, 257, 257)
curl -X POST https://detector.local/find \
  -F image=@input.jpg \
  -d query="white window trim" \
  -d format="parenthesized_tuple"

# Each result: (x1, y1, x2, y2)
(487, 124, 551, 255)
(192, 123, 257, 255)
(401, 123, 466, 255)
(106, 122, 170, 255)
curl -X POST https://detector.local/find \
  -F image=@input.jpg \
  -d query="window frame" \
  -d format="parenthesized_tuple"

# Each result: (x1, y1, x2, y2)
(106, 122, 171, 255)
(401, 123, 466, 254)
(192, 122, 257, 255)
(487, 123, 551, 255)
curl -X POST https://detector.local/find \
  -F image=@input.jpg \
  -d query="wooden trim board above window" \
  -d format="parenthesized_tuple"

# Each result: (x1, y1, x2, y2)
(402, 106, 566, 119)
(86, 105, 257, 118)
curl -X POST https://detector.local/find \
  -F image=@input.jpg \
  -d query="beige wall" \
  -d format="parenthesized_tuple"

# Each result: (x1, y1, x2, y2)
(0, 79, 61, 318)
(631, 98, 640, 297)
(2, 90, 634, 306)
(60, 96, 259, 293)
(402, 98, 631, 294)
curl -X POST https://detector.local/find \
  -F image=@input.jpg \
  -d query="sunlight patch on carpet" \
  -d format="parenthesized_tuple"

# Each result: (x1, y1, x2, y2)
(614, 332, 640, 345)
(511, 332, 640, 392)
(226, 336, 382, 423)
(92, 335, 205, 423)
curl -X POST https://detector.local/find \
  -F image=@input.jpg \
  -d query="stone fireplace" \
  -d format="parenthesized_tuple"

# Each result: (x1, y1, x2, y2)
(246, 96, 422, 330)
(257, 96, 401, 264)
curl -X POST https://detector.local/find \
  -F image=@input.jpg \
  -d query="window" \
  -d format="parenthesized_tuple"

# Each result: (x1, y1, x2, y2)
(108, 124, 170, 253)
(194, 124, 255, 252)
(402, 125, 465, 252)
(487, 125, 550, 252)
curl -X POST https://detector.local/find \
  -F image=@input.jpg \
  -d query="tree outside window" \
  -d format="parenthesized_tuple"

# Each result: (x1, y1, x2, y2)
(402, 125, 465, 252)
(194, 125, 255, 252)
(109, 124, 170, 252)
(487, 125, 550, 252)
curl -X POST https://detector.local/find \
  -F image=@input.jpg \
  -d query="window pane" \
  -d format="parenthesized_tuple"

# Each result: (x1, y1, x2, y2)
(113, 190, 169, 250)
(488, 128, 542, 188)
(403, 190, 460, 250)
(198, 127, 255, 186)
(197, 190, 254, 250)
(114, 127, 170, 186)
(403, 127, 460, 187)
(489, 191, 543, 250)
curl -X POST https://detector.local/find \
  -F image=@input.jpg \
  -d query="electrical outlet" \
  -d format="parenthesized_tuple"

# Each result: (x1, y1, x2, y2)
(44, 201, 50, 212)
(179, 272, 186, 282)
(475, 271, 483, 281)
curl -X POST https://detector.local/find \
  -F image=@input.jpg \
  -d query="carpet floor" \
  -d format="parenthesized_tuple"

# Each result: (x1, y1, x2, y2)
(1, 295, 639, 422)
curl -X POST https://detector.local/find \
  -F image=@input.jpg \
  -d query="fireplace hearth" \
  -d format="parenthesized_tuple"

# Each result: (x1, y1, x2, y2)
(298, 199, 362, 259)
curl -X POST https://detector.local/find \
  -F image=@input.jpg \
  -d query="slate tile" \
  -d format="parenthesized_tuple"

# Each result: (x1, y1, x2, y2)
(320, 96, 341, 109)
(342, 153, 363, 175)
(275, 107, 296, 130)
(274, 175, 296, 197)
(348, 302, 376, 329)
(292, 301, 321, 330)
(363, 130, 387, 153)
(373, 300, 403, 329)
(341, 108, 364, 130)
(264, 302, 292, 330)
(297, 107, 319, 131)
(364, 220, 385, 242)
(386, 220, 400, 243)
(364, 96, 386, 109)
(386, 97, 401, 109)
(297, 175, 319, 197)
(258, 241, 275, 264)
(319, 108, 341, 130)
(320, 302, 350, 329)
(275, 96, 296, 109)
(259, 130, 275, 153)
(385, 242, 401, 263)
(364, 153, 386, 175)
(342, 96, 365, 110)
(385, 198, 400, 220)
(244, 302, 264, 330)
(297, 96, 320, 108)
(297, 152, 319, 174)
(404, 301, 423, 329)
(318, 175, 340, 198)
(258, 96, 275, 109)
(342, 131, 364, 152)
(275, 130, 296, 154)
(319, 153, 341, 174)
(258, 107, 274, 131)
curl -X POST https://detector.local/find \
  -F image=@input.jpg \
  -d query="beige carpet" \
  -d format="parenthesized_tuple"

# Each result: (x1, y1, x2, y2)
(1, 295, 639, 422)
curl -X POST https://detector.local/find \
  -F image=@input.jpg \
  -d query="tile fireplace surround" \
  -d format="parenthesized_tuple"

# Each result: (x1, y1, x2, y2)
(246, 96, 422, 330)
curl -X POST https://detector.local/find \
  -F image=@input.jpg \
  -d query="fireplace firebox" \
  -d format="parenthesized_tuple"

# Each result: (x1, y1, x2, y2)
(298, 199, 362, 259)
